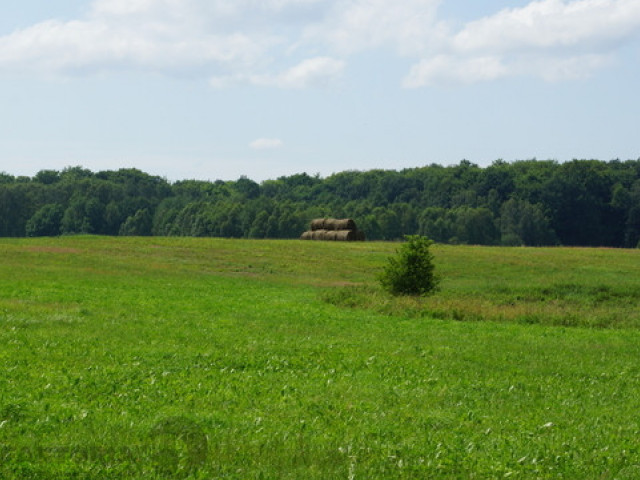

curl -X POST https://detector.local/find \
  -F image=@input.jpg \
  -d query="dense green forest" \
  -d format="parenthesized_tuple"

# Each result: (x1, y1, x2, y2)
(2, 159, 640, 247)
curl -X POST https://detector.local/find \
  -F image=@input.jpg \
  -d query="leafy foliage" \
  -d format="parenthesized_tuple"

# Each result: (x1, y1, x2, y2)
(119, 208, 153, 236)
(379, 235, 439, 296)
(25, 204, 64, 237)
(2, 159, 640, 246)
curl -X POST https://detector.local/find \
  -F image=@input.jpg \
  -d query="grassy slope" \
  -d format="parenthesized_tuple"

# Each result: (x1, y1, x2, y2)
(1, 236, 640, 478)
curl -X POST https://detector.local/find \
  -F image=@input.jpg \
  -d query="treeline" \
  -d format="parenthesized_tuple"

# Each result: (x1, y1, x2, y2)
(2, 159, 640, 247)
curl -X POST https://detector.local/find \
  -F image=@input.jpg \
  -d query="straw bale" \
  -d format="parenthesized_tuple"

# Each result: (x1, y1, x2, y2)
(335, 230, 356, 241)
(335, 218, 357, 230)
(311, 229, 328, 240)
(311, 218, 357, 231)
(321, 218, 356, 231)
(323, 218, 337, 230)
(311, 219, 326, 231)
(324, 230, 339, 241)
(302, 218, 365, 241)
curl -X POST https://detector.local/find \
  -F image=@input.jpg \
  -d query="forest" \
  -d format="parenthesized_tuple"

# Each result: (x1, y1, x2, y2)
(1, 158, 640, 247)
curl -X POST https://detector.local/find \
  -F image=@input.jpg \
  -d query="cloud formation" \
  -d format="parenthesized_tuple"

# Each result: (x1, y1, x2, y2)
(0, 0, 639, 87)
(302, 0, 443, 55)
(250, 138, 284, 150)
(405, 0, 640, 86)
(211, 57, 345, 88)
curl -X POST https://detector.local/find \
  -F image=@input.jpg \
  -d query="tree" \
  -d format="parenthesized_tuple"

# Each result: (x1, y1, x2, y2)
(233, 176, 260, 199)
(379, 235, 439, 296)
(119, 209, 153, 236)
(359, 214, 382, 240)
(249, 210, 270, 238)
(418, 207, 451, 243)
(277, 206, 305, 238)
(543, 160, 614, 246)
(0, 186, 30, 236)
(375, 207, 402, 240)
(4, 160, 640, 245)
(61, 199, 90, 234)
(500, 198, 557, 246)
(0, 173, 15, 184)
(453, 207, 499, 245)
(25, 204, 64, 237)
(33, 170, 61, 185)
(625, 206, 640, 248)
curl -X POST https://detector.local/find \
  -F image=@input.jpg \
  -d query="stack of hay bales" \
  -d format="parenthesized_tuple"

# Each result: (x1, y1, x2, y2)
(300, 218, 365, 241)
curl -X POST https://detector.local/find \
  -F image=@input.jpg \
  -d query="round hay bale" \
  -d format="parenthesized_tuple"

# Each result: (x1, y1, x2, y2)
(334, 218, 357, 231)
(321, 218, 356, 230)
(311, 219, 326, 231)
(300, 231, 313, 240)
(335, 230, 356, 241)
(324, 230, 339, 241)
(323, 218, 338, 230)
(311, 229, 328, 240)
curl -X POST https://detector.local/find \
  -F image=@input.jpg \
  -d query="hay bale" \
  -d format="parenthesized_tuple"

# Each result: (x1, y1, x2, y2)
(311, 229, 328, 240)
(311, 219, 326, 231)
(322, 218, 356, 231)
(302, 218, 365, 241)
(324, 230, 339, 241)
(335, 218, 357, 231)
(335, 230, 356, 241)
(311, 218, 357, 231)
(323, 218, 338, 230)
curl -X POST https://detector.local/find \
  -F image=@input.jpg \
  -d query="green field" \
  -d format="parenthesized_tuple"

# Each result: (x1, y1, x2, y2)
(2, 236, 640, 479)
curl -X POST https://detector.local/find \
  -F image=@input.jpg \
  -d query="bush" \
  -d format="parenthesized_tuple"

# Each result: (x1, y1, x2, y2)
(379, 235, 439, 296)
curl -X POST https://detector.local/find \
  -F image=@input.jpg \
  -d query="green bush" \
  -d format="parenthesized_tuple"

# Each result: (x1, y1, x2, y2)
(379, 235, 439, 296)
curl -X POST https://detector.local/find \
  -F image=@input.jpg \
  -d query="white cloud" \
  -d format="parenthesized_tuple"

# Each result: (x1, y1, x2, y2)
(0, 0, 441, 83)
(404, 55, 509, 87)
(0, 0, 639, 87)
(302, 0, 444, 55)
(0, 0, 307, 78)
(403, 51, 614, 87)
(524, 53, 614, 81)
(452, 0, 640, 54)
(406, 0, 640, 87)
(0, 12, 269, 76)
(250, 138, 284, 150)
(266, 56, 345, 88)
(211, 56, 345, 88)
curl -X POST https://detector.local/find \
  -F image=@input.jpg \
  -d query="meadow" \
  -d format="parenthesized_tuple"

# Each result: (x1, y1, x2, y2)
(1, 236, 640, 478)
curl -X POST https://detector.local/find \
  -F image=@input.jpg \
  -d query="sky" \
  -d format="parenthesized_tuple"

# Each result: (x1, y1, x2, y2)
(0, 0, 639, 183)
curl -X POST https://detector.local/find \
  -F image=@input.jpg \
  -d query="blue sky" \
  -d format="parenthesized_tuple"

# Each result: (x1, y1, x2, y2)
(1, 0, 639, 182)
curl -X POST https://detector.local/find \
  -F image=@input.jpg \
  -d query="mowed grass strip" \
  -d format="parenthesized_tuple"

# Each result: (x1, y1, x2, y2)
(1, 236, 640, 478)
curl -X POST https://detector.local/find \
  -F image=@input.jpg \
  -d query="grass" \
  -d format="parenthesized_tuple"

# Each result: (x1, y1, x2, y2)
(1, 236, 640, 478)
(324, 244, 640, 329)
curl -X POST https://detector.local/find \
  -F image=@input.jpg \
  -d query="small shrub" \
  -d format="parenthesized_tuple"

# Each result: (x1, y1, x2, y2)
(379, 235, 439, 296)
